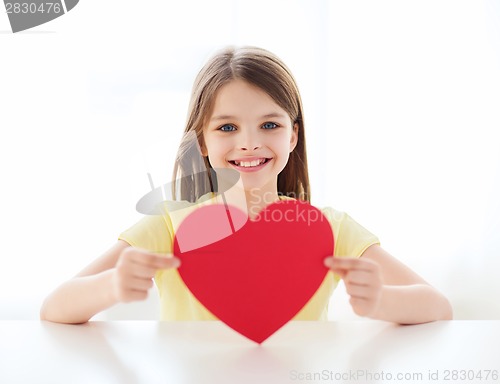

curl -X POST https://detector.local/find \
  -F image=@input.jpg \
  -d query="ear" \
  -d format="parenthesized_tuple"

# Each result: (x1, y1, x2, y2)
(289, 123, 299, 153)
(200, 145, 208, 157)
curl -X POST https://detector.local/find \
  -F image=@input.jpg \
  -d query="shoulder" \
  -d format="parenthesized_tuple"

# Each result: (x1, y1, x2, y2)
(147, 193, 216, 225)
(316, 204, 380, 258)
(319, 206, 361, 234)
(118, 194, 214, 253)
(278, 196, 348, 229)
(278, 196, 379, 256)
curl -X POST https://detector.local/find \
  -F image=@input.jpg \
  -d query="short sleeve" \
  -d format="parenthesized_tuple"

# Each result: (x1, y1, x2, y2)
(321, 207, 380, 258)
(118, 214, 173, 254)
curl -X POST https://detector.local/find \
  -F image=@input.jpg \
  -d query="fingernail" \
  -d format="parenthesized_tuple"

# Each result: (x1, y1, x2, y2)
(172, 258, 181, 268)
(324, 257, 333, 268)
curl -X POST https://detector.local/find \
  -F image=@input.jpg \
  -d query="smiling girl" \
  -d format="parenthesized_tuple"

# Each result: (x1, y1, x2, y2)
(40, 46, 452, 325)
(202, 79, 297, 216)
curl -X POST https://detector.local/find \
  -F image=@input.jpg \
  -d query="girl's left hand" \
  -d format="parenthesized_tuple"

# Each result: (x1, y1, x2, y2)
(324, 256, 383, 318)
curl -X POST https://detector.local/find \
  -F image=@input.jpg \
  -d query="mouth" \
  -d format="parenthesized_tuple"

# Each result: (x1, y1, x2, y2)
(228, 157, 272, 171)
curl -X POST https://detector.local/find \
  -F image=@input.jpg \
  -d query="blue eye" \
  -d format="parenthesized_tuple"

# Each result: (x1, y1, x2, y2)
(262, 122, 278, 129)
(219, 124, 236, 132)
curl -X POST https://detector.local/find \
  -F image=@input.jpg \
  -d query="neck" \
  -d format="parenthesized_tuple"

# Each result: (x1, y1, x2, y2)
(216, 181, 279, 220)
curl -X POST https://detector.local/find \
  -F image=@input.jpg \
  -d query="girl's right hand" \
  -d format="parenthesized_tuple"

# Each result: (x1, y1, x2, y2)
(111, 247, 181, 303)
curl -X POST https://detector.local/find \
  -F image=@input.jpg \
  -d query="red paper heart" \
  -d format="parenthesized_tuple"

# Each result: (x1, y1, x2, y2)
(174, 200, 334, 343)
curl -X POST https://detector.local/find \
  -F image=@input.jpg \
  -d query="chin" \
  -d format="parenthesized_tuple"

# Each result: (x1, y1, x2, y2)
(240, 176, 277, 192)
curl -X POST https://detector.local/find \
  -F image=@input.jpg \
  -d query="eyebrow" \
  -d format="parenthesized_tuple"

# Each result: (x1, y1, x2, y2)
(210, 112, 288, 122)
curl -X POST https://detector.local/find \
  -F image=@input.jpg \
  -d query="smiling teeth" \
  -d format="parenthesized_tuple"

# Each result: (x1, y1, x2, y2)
(234, 158, 266, 167)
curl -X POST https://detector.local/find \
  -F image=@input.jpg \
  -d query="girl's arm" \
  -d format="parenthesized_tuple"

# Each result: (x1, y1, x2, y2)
(40, 240, 180, 324)
(324, 244, 453, 324)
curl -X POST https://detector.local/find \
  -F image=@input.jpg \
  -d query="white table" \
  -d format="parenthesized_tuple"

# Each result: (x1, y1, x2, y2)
(1, 320, 499, 384)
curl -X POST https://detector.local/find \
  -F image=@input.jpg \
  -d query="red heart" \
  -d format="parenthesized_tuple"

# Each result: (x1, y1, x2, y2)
(173, 200, 334, 343)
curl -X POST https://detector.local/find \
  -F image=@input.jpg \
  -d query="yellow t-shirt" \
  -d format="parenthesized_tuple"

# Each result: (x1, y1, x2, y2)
(118, 194, 379, 321)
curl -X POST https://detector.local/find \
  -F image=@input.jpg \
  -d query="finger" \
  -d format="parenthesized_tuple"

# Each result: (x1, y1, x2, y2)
(161, 256, 181, 269)
(323, 256, 335, 268)
(344, 283, 373, 299)
(129, 264, 159, 279)
(116, 259, 174, 281)
(333, 269, 347, 279)
(323, 257, 347, 278)
(149, 254, 181, 269)
(343, 270, 375, 286)
(329, 257, 375, 271)
(130, 258, 181, 278)
(128, 276, 155, 291)
(324, 256, 362, 271)
(127, 250, 181, 269)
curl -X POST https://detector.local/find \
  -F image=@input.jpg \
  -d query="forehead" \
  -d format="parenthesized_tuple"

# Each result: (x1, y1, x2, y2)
(211, 79, 285, 115)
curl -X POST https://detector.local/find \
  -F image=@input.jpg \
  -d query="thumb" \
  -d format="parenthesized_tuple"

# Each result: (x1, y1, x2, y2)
(324, 256, 347, 278)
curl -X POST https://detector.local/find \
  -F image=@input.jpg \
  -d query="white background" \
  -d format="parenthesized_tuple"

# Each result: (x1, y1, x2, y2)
(1, 0, 499, 320)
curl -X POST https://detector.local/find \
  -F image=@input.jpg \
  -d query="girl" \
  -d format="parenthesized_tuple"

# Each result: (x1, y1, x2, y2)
(40, 46, 452, 324)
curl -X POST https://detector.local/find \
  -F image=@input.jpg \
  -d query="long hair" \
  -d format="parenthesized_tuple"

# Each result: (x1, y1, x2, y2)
(172, 46, 310, 202)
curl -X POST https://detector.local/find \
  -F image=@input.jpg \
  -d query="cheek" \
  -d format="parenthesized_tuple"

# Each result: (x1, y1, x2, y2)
(278, 150, 292, 166)
(205, 138, 230, 161)
(272, 135, 294, 155)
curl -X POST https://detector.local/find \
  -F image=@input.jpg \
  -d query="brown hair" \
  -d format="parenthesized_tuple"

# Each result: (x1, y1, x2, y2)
(172, 46, 310, 202)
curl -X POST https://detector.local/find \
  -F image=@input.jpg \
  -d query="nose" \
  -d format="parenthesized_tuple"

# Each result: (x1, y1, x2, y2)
(238, 129, 261, 151)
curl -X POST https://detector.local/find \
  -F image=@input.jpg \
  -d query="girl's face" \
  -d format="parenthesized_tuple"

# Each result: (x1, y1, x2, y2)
(202, 79, 298, 193)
